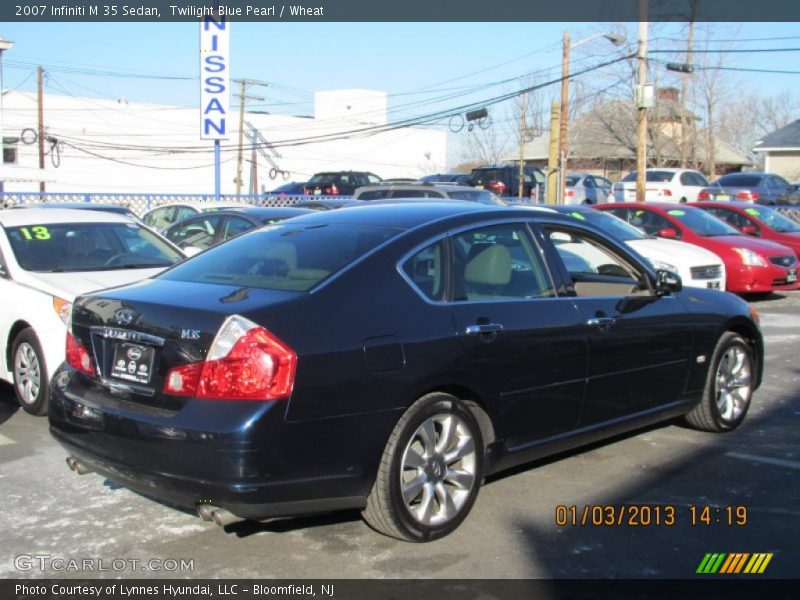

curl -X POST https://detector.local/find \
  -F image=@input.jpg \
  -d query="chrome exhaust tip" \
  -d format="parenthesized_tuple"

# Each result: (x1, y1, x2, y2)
(196, 504, 217, 522)
(210, 508, 245, 527)
(65, 456, 91, 475)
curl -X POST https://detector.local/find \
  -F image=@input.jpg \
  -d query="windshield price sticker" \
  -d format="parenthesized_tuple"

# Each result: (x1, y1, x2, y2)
(19, 226, 51, 241)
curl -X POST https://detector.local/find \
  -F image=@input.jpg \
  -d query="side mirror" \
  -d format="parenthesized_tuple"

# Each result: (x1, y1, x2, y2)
(657, 228, 679, 239)
(741, 225, 759, 236)
(655, 269, 682, 296)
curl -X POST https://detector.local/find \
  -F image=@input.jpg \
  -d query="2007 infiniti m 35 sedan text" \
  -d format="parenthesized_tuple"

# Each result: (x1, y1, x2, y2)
(49, 203, 763, 541)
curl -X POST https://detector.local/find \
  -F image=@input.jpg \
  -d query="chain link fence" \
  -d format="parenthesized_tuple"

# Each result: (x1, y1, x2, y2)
(0, 193, 352, 215)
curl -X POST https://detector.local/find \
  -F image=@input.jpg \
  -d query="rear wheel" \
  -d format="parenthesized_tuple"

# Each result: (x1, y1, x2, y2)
(685, 332, 754, 432)
(363, 392, 483, 541)
(12, 328, 49, 416)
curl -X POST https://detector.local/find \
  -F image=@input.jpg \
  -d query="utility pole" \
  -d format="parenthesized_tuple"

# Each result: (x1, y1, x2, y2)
(635, 3, 648, 202)
(547, 102, 560, 205)
(680, 2, 697, 168)
(37, 66, 45, 192)
(558, 30, 570, 205)
(250, 146, 258, 195)
(517, 93, 527, 199)
(234, 78, 267, 196)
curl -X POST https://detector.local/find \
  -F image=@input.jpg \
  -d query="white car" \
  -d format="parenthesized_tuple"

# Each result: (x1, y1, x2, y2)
(0, 208, 185, 414)
(551, 207, 726, 290)
(611, 169, 711, 203)
(142, 201, 251, 232)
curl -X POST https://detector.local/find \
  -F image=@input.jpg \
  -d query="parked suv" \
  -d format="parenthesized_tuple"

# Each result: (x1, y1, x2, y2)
(467, 164, 545, 199)
(353, 183, 505, 205)
(303, 171, 382, 196)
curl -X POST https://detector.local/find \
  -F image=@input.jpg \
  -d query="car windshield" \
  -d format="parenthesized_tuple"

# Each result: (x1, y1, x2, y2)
(160, 223, 404, 292)
(564, 210, 647, 241)
(717, 174, 763, 187)
(664, 207, 739, 237)
(743, 206, 800, 233)
(5, 222, 183, 272)
(446, 190, 506, 205)
(621, 171, 675, 183)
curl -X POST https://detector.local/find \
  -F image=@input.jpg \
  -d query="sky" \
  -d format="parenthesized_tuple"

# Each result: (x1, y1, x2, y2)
(1, 21, 800, 167)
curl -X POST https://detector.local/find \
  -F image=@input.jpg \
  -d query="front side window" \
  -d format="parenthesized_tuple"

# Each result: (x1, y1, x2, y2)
(143, 206, 174, 229)
(547, 227, 647, 297)
(451, 224, 554, 302)
(221, 216, 256, 241)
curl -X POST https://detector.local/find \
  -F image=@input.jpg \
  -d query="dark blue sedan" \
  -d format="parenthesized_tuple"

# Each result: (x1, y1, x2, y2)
(50, 203, 762, 541)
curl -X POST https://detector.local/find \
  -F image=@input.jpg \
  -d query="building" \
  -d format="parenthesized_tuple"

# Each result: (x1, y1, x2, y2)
(504, 90, 750, 182)
(753, 120, 800, 181)
(0, 88, 446, 194)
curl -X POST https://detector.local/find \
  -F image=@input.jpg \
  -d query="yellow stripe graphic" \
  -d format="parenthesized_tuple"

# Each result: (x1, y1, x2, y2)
(758, 554, 773, 574)
(744, 554, 759, 574)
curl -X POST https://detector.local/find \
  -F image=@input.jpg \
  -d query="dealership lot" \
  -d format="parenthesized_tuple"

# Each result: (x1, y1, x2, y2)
(0, 293, 798, 579)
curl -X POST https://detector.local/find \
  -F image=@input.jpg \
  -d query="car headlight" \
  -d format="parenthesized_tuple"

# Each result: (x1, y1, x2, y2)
(53, 297, 73, 325)
(732, 248, 767, 267)
(649, 259, 679, 273)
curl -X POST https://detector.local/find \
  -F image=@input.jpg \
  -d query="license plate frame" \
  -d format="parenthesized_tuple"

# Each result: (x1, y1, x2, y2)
(110, 341, 155, 385)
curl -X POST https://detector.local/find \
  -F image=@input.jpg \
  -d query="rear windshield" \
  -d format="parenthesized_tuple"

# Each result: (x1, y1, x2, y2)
(469, 169, 505, 182)
(664, 207, 739, 237)
(159, 223, 403, 292)
(716, 174, 763, 187)
(565, 175, 580, 186)
(307, 173, 340, 185)
(621, 171, 675, 183)
(5, 222, 183, 272)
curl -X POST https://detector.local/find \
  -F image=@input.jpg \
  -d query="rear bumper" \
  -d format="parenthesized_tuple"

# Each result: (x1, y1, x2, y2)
(48, 364, 399, 520)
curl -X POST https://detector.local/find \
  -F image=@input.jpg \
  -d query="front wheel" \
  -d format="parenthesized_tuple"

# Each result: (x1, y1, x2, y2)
(363, 392, 484, 541)
(12, 328, 49, 416)
(685, 332, 754, 432)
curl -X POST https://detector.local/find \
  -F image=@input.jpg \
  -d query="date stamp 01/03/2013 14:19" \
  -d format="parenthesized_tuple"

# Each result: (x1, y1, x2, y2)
(555, 504, 749, 527)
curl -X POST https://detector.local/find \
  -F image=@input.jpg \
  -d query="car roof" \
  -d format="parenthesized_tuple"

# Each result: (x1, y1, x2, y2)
(142, 201, 251, 214)
(278, 201, 568, 230)
(222, 206, 314, 217)
(11, 202, 134, 212)
(0, 207, 136, 227)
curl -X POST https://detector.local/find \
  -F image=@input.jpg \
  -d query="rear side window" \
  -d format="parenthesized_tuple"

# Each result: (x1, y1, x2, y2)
(160, 223, 403, 292)
(451, 224, 554, 301)
(356, 189, 391, 201)
(402, 241, 445, 301)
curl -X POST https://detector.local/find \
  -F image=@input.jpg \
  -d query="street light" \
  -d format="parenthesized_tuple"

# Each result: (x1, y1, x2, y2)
(558, 32, 626, 203)
(0, 37, 14, 194)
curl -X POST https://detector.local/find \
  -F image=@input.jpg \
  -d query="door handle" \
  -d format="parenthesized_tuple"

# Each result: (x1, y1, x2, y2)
(586, 317, 615, 328)
(465, 323, 504, 336)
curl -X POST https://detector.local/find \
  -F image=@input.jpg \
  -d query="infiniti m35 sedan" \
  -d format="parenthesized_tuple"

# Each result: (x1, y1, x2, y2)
(49, 203, 763, 541)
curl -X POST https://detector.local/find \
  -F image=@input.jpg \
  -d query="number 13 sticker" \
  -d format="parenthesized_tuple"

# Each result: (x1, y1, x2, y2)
(19, 226, 51, 241)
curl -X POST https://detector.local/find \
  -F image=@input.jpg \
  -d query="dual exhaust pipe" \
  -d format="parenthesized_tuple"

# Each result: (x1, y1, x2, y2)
(66, 456, 243, 528)
(65, 456, 92, 475)
(196, 504, 245, 527)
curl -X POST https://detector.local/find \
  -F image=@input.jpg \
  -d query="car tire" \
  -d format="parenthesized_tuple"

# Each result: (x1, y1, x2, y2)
(12, 328, 49, 416)
(680, 197, 688, 203)
(362, 392, 484, 542)
(685, 332, 754, 432)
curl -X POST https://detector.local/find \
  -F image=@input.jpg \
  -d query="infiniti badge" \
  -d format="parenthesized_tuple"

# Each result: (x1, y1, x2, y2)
(114, 309, 135, 326)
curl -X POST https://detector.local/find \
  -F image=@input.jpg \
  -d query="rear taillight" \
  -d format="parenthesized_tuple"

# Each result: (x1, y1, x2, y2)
(490, 181, 506, 194)
(565, 189, 575, 198)
(329, 184, 340, 195)
(164, 315, 296, 400)
(697, 190, 709, 200)
(66, 331, 95, 377)
(302, 188, 310, 195)
(737, 191, 759, 201)
(658, 188, 673, 197)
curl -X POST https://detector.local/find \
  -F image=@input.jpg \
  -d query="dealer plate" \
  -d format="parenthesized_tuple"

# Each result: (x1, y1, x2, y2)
(111, 342, 154, 385)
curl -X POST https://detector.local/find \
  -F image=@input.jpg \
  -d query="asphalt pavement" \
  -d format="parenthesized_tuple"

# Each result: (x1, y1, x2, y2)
(0, 292, 798, 579)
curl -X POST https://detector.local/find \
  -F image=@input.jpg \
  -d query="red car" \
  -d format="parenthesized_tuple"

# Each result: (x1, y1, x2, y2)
(693, 202, 800, 258)
(595, 202, 798, 294)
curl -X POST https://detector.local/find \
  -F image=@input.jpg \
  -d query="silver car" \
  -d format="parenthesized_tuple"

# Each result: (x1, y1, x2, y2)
(564, 173, 613, 205)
